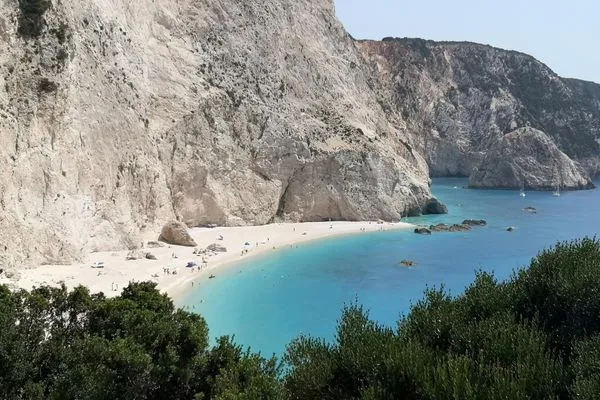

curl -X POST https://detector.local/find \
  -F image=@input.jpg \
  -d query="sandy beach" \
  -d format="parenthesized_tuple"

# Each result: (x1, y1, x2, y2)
(1, 221, 414, 300)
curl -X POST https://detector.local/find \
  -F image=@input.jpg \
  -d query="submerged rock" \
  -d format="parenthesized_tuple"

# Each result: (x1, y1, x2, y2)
(159, 222, 197, 247)
(463, 219, 487, 226)
(449, 224, 472, 232)
(414, 227, 432, 235)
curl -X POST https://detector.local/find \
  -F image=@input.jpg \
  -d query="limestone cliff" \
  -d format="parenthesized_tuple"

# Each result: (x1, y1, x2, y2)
(358, 38, 600, 180)
(0, 0, 434, 267)
(3, 2, 600, 269)
(469, 127, 593, 190)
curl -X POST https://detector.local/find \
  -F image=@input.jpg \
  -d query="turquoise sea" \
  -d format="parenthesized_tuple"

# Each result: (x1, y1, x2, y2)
(179, 178, 600, 356)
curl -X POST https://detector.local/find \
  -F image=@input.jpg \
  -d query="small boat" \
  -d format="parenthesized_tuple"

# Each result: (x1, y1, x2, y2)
(209, 274, 216, 279)
(519, 179, 526, 197)
(552, 171, 561, 197)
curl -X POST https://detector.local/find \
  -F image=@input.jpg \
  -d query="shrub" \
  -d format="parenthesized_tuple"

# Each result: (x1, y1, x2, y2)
(17, 0, 51, 38)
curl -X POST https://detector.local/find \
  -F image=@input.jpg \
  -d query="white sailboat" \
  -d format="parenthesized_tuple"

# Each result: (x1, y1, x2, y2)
(552, 171, 561, 197)
(519, 182, 526, 198)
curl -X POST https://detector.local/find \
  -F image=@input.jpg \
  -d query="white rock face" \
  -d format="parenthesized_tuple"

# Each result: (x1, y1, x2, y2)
(469, 128, 594, 190)
(0, 0, 433, 266)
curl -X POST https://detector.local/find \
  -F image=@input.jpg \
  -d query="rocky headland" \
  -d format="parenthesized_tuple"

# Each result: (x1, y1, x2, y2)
(358, 38, 600, 183)
(469, 127, 594, 190)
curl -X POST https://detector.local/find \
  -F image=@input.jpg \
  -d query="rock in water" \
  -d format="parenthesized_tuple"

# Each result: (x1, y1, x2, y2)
(449, 224, 471, 232)
(462, 219, 487, 226)
(429, 223, 471, 232)
(422, 198, 448, 215)
(206, 243, 227, 253)
(469, 128, 594, 190)
(159, 222, 197, 247)
(414, 227, 432, 235)
(429, 224, 451, 232)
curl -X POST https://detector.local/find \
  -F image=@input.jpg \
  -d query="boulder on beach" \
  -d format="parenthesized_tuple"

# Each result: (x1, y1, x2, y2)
(206, 243, 227, 253)
(147, 241, 164, 248)
(159, 221, 197, 247)
(414, 227, 432, 235)
(462, 219, 487, 226)
(422, 198, 448, 215)
(126, 250, 143, 261)
(145, 252, 158, 260)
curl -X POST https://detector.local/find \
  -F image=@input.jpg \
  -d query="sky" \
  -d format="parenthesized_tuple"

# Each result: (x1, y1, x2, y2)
(335, 0, 600, 83)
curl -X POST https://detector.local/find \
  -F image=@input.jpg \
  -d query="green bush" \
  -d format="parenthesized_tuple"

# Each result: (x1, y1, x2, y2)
(284, 238, 600, 399)
(17, 0, 51, 38)
(0, 282, 281, 399)
(1, 238, 600, 398)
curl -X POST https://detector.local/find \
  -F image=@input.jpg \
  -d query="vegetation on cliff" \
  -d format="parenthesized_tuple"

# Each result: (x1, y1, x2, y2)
(1, 238, 600, 399)
(17, 0, 51, 37)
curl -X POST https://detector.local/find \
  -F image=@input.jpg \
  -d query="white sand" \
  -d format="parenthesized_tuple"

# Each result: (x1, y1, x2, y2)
(3, 221, 414, 300)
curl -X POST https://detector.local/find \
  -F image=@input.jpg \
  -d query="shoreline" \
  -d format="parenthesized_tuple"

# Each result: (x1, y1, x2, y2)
(2, 221, 415, 300)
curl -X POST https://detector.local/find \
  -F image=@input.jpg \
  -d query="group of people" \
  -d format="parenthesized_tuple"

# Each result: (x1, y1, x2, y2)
(162, 267, 177, 275)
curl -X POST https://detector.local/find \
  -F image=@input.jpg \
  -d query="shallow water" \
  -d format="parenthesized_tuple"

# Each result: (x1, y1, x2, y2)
(179, 178, 600, 356)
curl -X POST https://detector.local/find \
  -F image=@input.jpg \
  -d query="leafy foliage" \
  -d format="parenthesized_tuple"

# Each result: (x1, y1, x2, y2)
(1, 238, 600, 398)
(0, 282, 280, 399)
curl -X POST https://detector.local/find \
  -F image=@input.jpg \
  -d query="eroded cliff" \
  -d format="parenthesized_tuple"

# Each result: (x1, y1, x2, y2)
(358, 38, 600, 181)
(0, 0, 434, 267)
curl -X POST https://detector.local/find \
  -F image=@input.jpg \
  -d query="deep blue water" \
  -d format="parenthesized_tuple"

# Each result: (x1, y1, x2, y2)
(179, 178, 600, 356)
